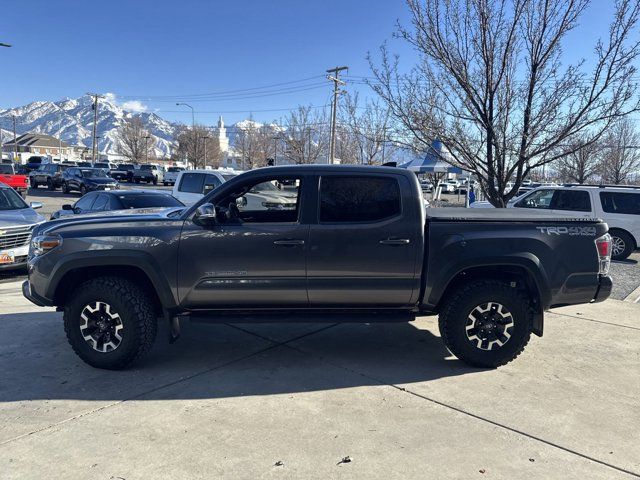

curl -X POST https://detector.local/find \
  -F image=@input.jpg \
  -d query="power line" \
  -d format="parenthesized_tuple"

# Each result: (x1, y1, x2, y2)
(118, 75, 326, 100)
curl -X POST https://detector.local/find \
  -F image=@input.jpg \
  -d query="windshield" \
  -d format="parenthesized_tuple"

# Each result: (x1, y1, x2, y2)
(119, 194, 183, 209)
(0, 188, 28, 210)
(0, 164, 14, 174)
(168, 167, 183, 172)
(140, 165, 153, 170)
(81, 169, 110, 179)
(222, 174, 237, 182)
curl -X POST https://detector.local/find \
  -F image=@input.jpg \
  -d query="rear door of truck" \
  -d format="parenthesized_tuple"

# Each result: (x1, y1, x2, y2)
(306, 171, 422, 307)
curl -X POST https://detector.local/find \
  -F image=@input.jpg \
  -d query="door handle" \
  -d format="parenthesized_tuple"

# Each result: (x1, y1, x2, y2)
(273, 239, 305, 246)
(379, 238, 411, 246)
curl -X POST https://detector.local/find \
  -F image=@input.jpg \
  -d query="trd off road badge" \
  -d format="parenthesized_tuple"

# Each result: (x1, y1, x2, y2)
(536, 226, 597, 236)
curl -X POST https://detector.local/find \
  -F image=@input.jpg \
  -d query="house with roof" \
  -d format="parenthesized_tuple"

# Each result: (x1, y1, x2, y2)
(1, 133, 72, 161)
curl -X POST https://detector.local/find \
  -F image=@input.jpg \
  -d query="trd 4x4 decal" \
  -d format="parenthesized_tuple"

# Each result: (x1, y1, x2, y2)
(536, 226, 597, 236)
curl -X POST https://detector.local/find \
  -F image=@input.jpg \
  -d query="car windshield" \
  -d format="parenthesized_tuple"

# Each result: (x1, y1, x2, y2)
(80, 169, 110, 179)
(168, 167, 183, 172)
(222, 174, 237, 182)
(0, 188, 28, 210)
(118, 194, 183, 209)
(0, 164, 14, 174)
(140, 165, 153, 170)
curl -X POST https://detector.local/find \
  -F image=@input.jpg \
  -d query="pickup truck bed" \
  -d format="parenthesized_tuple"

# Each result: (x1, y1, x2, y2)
(23, 165, 612, 370)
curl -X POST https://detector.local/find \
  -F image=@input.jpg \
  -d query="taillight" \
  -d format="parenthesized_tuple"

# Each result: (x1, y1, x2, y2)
(595, 234, 611, 275)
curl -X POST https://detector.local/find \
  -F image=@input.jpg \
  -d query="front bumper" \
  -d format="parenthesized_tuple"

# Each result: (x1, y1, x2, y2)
(22, 280, 52, 307)
(0, 244, 29, 271)
(87, 183, 119, 191)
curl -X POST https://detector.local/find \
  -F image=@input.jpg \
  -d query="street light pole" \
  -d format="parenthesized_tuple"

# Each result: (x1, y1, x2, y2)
(176, 103, 195, 166)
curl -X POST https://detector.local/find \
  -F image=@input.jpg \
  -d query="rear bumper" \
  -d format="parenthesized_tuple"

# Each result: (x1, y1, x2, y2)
(592, 275, 613, 303)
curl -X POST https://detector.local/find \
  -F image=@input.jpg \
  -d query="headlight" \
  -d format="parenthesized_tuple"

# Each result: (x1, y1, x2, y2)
(31, 234, 63, 256)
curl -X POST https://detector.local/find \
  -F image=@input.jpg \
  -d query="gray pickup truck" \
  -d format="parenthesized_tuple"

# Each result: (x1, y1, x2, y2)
(23, 165, 613, 370)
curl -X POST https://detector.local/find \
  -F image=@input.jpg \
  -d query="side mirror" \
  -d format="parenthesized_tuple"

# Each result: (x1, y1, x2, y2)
(62, 204, 73, 211)
(30, 201, 43, 210)
(236, 196, 248, 208)
(193, 203, 217, 226)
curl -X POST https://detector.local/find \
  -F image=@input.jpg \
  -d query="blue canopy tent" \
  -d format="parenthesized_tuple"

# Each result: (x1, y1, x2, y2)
(398, 140, 463, 174)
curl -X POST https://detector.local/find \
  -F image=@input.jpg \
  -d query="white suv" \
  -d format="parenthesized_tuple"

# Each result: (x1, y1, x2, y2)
(474, 185, 640, 260)
(172, 170, 239, 205)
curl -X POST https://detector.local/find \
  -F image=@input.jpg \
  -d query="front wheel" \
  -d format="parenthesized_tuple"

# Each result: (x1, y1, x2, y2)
(63, 277, 158, 369)
(610, 230, 635, 261)
(47, 178, 55, 190)
(62, 182, 69, 194)
(438, 280, 532, 368)
(80, 185, 87, 196)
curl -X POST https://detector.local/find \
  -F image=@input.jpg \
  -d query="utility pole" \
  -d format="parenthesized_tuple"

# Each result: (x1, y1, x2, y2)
(326, 66, 348, 164)
(272, 135, 279, 166)
(87, 93, 104, 163)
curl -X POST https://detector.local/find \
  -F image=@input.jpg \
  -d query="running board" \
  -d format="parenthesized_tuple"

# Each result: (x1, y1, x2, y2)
(187, 310, 416, 324)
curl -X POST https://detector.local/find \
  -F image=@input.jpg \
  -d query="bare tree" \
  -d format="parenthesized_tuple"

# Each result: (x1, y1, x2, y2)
(174, 124, 222, 169)
(557, 135, 602, 183)
(369, 0, 640, 206)
(282, 106, 329, 164)
(235, 119, 279, 169)
(599, 118, 640, 183)
(340, 93, 395, 165)
(117, 116, 153, 163)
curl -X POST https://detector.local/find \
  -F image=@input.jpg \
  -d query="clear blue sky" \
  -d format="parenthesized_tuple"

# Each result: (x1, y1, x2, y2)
(0, 0, 619, 126)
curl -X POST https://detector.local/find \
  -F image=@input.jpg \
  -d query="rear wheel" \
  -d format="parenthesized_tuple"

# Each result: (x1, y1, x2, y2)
(62, 181, 69, 194)
(438, 280, 532, 368)
(63, 276, 157, 369)
(80, 185, 87, 196)
(610, 229, 634, 261)
(47, 178, 55, 190)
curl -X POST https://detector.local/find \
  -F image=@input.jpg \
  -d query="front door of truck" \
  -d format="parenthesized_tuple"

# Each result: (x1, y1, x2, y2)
(177, 175, 309, 308)
(307, 173, 420, 307)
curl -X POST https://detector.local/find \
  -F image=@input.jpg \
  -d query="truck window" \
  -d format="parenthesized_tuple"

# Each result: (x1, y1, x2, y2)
(75, 194, 97, 211)
(515, 189, 554, 209)
(231, 177, 300, 223)
(179, 173, 205, 193)
(204, 174, 222, 194)
(600, 191, 640, 215)
(550, 190, 591, 212)
(319, 176, 401, 223)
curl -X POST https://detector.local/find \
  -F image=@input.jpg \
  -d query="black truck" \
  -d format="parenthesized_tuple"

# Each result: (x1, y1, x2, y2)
(23, 165, 613, 370)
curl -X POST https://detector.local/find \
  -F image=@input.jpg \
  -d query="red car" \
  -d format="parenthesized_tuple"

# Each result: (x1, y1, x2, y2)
(0, 163, 29, 198)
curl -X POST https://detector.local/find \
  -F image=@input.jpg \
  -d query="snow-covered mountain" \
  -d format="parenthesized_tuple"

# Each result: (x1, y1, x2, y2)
(0, 96, 177, 157)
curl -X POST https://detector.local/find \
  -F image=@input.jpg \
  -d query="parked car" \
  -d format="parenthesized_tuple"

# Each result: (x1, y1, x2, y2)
(164, 167, 185, 186)
(111, 163, 137, 182)
(0, 163, 29, 197)
(76, 161, 93, 167)
(50, 190, 184, 219)
(172, 169, 248, 205)
(133, 164, 164, 184)
(23, 165, 612, 370)
(471, 184, 640, 260)
(29, 163, 72, 190)
(438, 180, 459, 193)
(93, 162, 118, 170)
(24, 156, 47, 173)
(0, 183, 44, 270)
(61, 167, 119, 195)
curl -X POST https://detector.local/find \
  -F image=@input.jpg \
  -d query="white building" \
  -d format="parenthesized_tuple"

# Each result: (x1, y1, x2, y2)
(217, 116, 229, 154)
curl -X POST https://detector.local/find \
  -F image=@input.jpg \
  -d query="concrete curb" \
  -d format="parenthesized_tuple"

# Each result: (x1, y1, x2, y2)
(624, 284, 640, 303)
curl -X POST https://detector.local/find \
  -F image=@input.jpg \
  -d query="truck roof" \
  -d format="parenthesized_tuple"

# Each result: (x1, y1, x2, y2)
(427, 207, 602, 223)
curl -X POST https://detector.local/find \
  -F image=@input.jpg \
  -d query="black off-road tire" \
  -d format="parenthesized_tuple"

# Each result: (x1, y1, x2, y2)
(438, 280, 533, 368)
(62, 181, 69, 194)
(152, 177, 158, 185)
(609, 229, 635, 261)
(31, 179, 38, 189)
(80, 185, 87, 196)
(63, 276, 158, 370)
(47, 178, 55, 190)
